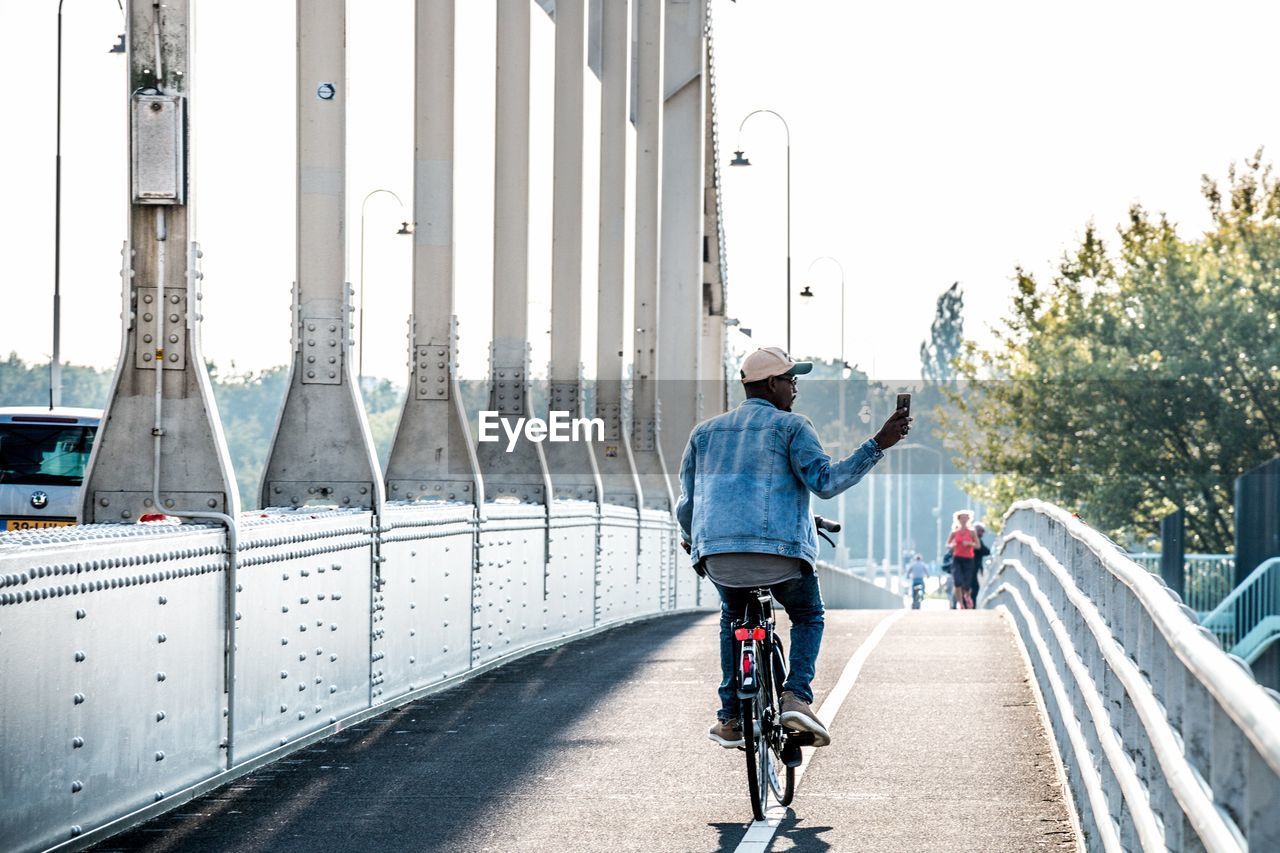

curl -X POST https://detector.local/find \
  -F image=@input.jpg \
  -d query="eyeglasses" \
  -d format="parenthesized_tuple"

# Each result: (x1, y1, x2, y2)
(773, 374, 797, 388)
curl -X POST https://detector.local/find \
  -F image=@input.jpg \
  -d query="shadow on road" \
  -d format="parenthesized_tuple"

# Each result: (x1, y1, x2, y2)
(93, 612, 710, 852)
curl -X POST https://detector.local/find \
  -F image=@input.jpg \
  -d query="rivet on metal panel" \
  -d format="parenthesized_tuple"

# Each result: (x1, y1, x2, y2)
(73, 693, 85, 705)
(157, 633, 167, 643)
(280, 671, 289, 679)
(281, 638, 289, 646)
(280, 704, 288, 713)
(330, 624, 337, 631)
(74, 651, 86, 662)
(158, 596, 167, 605)
(72, 781, 83, 793)
(298, 711, 306, 719)
(76, 609, 86, 619)
(315, 676, 323, 684)
(330, 654, 338, 662)
(72, 737, 84, 749)
(299, 654, 306, 662)
(156, 672, 167, 682)
(156, 711, 166, 721)
(155, 751, 165, 761)
(298, 684, 306, 692)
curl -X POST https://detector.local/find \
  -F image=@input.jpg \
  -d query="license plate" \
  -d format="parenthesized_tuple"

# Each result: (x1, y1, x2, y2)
(5, 519, 74, 531)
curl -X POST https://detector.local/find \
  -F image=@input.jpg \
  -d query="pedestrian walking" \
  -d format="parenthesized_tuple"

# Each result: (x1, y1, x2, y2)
(946, 510, 978, 610)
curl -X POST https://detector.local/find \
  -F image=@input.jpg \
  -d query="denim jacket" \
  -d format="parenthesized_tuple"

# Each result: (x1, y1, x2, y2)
(675, 397, 883, 568)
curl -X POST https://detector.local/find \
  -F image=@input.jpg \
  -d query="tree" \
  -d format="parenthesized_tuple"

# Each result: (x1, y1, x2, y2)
(944, 152, 1280, 551)
(920, 282, 964, 384)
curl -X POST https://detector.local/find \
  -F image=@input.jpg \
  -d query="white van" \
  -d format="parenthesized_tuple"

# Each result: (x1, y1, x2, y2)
(0, 407, 101, 531)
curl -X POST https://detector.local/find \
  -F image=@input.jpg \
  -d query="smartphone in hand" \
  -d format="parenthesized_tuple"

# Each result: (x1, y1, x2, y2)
(896, 393, 911, 415)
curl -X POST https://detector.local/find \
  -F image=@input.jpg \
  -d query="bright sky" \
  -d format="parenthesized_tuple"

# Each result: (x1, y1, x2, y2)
(5, 0, 1280, 384)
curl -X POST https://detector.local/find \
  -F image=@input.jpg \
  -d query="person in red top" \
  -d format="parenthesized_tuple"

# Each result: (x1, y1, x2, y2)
(947, 510, 978, 609)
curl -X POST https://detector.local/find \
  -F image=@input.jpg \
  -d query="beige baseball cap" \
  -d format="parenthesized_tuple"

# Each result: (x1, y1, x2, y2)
(739, 347, 813, 383)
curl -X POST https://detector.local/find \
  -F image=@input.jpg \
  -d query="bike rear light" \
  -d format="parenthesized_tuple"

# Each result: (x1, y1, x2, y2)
(751, 627, 766, 641)
(734, 628, 750, 641)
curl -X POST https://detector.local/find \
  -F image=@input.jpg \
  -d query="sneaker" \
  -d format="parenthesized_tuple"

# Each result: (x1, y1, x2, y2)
(779, 691, 831, 747)
(708, 717, 744, 748)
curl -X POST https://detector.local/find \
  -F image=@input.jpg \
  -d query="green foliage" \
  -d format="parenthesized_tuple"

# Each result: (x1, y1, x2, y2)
(945, 151, 1280, 551)
(920, 282, 965, 384)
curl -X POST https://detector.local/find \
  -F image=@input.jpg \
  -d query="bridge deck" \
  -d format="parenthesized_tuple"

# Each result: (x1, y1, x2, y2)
(93, 610, 1075, 852)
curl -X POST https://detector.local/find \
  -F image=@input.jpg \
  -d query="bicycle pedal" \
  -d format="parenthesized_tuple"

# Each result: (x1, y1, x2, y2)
(781, 740, 803, 767)
(788, 731, 816, 748)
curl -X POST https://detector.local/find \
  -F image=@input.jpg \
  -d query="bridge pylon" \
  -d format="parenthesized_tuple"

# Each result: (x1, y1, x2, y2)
(80, 0, 238, 525)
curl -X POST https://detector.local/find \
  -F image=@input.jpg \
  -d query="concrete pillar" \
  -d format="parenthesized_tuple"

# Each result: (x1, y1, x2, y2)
(385, 0, 483, 506)
(81, 0, 239, 523)
(631, 0, 672, 512)
(701, 10, 728, 419)
(657, 0, 706, 504)
(260, 0, 383, 511)
(544, 0, 603, 503)
(477, 0, 552, 504)
(591, 0, 644, 509)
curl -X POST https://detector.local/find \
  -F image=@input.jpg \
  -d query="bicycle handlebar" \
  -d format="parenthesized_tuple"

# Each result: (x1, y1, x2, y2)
(814, 515, 841, 534)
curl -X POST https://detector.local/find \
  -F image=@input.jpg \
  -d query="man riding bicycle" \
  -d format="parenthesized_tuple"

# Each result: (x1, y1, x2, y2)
(676, 347, 911, 750)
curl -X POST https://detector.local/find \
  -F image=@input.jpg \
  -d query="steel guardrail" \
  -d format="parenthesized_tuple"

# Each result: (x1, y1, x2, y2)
(985, 500, 1280, 852)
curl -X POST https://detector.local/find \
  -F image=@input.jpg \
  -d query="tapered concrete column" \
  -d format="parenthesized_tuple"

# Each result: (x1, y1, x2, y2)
(385, 0, 482, 506)
(260, 0, 383, 511)
(478, 0, 551, 504)
(544, 0, 603, 503)
(657, 0, 706, 502)
(701, 20, 728, 418)
(591, 0, 643, 509)
(631, 0, 672, 512)
(82, 0, 239, 522)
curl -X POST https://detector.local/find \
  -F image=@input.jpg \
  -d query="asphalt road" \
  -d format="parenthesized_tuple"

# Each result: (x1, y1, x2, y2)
(94, 608, 1075, 852)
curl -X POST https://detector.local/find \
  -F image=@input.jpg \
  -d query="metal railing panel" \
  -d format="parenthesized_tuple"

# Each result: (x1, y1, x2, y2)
(0, 524, 226, 853)
(376, 504, 478, 702)
(545, 500, 599, 638)
(473, 503, 548, 667)
(231, 511, 375, 762)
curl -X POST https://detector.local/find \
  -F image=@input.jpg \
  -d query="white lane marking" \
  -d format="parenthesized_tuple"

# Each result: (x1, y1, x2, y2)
(732, 609, 906, 853)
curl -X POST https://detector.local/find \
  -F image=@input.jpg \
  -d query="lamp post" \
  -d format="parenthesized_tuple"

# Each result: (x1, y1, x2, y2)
(800, 256, 852, 564)
(358, 189, 412, 386)
(897, 442, 944, 568)
(52, 0, 126, 409)
(729, 109, 791, 352)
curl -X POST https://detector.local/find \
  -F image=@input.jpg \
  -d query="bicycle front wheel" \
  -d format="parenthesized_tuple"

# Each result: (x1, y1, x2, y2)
(769, 637, 796, 805)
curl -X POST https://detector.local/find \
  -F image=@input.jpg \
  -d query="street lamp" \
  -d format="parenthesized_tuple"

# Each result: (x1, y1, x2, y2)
(898, 442, 945, 568)
(52, 0, 126, 409)
(358, 189, 412, 385)
(800, 256, 854, 565)
(730, 109, 791, 352)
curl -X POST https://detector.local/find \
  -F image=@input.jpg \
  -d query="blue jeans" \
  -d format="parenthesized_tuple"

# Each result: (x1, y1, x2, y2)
(714, 574, 825, 721)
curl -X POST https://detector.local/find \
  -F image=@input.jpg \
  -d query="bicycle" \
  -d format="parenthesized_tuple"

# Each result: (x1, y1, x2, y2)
(733, 515, 838, 820)
(910, 581, 925, 609)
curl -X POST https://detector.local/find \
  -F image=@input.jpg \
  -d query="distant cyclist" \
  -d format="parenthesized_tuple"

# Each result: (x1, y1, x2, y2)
(676, 347, 911, 749)
(905, 553, 929, 608)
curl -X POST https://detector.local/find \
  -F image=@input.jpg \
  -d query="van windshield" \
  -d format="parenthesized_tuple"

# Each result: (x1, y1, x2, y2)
(0, 424, 97, 486)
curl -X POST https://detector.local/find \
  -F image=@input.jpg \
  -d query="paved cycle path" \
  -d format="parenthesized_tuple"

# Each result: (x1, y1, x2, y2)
(94, 609, 1074, 852)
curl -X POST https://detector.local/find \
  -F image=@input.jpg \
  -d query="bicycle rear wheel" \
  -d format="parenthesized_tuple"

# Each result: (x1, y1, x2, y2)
(742, 692, 768, 821)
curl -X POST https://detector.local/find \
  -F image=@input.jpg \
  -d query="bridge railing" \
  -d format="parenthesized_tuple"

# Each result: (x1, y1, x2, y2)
(0, 501, 704, 853)
(1127, 552, 1236, 615)
(1200, 557, 1280, 664)
(984, 500, 1280, 853)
